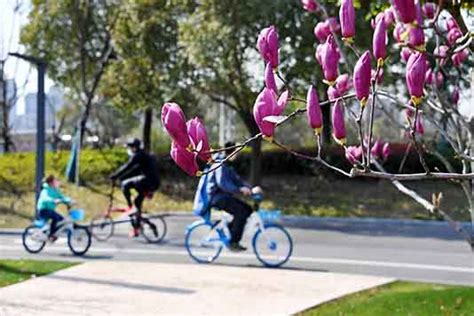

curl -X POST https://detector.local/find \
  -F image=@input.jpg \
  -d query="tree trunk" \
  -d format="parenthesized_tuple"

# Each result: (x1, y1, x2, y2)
(322, 104, 332, 145)
(0, 61, 13, 153)
(143, 107, 153, 152)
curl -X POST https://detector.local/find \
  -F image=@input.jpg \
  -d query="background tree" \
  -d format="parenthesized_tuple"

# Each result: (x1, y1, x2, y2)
(101, 1, 195, 152)
(20, 0, 120, 144)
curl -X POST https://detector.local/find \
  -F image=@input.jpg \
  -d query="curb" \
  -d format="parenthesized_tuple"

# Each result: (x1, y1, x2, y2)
(1, 213, 470, 236)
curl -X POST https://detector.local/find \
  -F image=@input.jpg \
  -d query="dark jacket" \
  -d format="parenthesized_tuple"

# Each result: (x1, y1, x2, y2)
(111, 150, 160, 185)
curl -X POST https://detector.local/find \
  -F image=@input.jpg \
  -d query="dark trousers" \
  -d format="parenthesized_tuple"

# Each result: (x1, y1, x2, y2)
(39, 209, 64, 237)
(211, 196, 253, 243)
(121, 175, 159, 228)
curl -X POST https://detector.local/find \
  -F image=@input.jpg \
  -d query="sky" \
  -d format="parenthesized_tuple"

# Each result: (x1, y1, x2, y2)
(0, 0, 54, 114)
(0, 0, 472, 117)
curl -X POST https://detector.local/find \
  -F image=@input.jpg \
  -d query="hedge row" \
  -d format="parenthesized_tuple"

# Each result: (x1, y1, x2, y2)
(0, 143, 461, 192)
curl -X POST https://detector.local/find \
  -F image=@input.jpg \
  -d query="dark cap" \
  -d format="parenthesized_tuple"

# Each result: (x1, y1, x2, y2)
(125, 138, 141, 148)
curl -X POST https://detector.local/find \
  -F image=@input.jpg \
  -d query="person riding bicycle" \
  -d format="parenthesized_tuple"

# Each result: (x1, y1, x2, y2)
(109, 138, 160, 237)
(194, 141, 262, 252)
(36, 175, 72, 241)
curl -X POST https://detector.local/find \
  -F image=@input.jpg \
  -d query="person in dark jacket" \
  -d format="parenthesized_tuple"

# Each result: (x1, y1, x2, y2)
(110, 138, 160, 236)
(201, 142, 262, 251)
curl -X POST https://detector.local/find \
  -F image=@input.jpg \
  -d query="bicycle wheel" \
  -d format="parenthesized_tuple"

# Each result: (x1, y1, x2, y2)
(252, 223, 293, 268)
(141, 215, 167, 243)
(185, 222, 223, 264)
(22, 225, 47, 254)
(90, 215, 114, 241)
(67, 225, 92, 256)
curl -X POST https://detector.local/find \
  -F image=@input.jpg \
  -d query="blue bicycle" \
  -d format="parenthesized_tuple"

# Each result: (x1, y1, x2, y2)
(185, 194, 293, 267)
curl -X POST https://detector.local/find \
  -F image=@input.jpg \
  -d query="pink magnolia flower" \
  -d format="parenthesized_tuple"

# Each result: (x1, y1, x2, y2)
(400, 47, 412, 62)
(345, 146, 363, 165)
(302, 0, 318, 12)
(447, 28, 463, 45)
(353, 51, 372, 107)
(327, 17, 340, 33)
(335, 74, 352, 95)
(257, 25, 279, 69)
(332, 99, 346, 145)
(161, 102, 191, 150)
(384, 7, 396, 26)
(422, 2, 437, 19)
(253, 88, 289, 139)
(452, 49, 468, 67)
(382, 142, 391, 161)
(314, 22, 331, 42)
(446, 16, 460, 31)
(187, 117, 212, 162)
(340, 0, 356, 42)
(170, 142, 200, 177)
(393, 23, 407, 43)
(406, 52, 427, 106)
(392, 0, 417, 24)
(315, 43, 324, 64)
(371, 139, 383, 159)
(373, 15, 387, 64)
(327, 85, 341, 101)
(408, 25, 425, 49)
(306, 85, 323, 135)
(264, 62, 278, 94)
(434, 45, 449, 65)
(320, 35, 340, 84)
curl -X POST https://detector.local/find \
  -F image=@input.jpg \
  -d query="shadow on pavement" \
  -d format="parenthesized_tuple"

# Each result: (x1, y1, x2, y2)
(47, 274, 195, 294)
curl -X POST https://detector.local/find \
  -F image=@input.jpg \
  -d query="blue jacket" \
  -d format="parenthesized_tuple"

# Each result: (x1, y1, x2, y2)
(193, 154, 249, 217)
(37, 183, 71, 212)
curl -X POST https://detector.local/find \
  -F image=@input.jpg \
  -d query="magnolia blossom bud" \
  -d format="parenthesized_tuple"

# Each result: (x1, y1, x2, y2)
(170, 142, 200, 177)
(392, 0, 417, 24)
(382, 142, 391, 161)
(452, 49, 468, 67)
(302, 0, 318, 12)
(373, 16, 387, 64)
(340, 0, 356, 42)
(406, 52, 427, 106)
(353, 51, 372, 107)
(345, 146, 363, 165)
(332, 100, 346, 145)
(161, 102, 191, 150)
(187, 117, 212, 162)
(335, 74, 352, 95)
(320, 35, 340, 84)
(314, 22, 331, 42)
(257, 26, 279, 68)
(264, 63, 278, 94)
(306, 85, 323, 134)
(422, 2, 436, 19)
(451, 87, 460, 105)
(253, 88, 289, 140)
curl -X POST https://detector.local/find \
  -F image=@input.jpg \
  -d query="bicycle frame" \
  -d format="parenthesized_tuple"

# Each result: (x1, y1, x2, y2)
(187, 196, 271, 249)
(33, 216, 76, 242)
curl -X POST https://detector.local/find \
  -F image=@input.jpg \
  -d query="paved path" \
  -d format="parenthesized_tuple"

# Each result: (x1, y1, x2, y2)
(1, 215, 473, 286)
(0, 261, 393, 316)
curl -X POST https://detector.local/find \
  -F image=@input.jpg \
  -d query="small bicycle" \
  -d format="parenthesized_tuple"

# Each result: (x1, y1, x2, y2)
(22, 207, 91, 256)
(89, 185, 167, 243)
(185, 194, 293, 267)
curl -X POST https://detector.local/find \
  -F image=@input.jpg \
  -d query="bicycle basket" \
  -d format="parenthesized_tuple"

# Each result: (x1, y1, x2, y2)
(69, 209, 85, 221)
(258, 209, 282, 222)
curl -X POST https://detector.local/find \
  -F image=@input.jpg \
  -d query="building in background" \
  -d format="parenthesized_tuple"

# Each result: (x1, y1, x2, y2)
(9, 85, 65, 151)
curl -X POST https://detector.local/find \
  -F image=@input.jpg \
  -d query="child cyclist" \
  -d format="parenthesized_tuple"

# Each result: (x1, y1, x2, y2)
(36, 175, 72, 241)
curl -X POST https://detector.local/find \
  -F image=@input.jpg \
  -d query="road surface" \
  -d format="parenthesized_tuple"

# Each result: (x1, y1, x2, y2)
(1, 215, 473, 286)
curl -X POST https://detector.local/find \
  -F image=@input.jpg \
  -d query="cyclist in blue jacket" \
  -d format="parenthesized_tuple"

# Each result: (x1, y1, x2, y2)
(194, 142, 261, 252)
(36, 175, 72, 241)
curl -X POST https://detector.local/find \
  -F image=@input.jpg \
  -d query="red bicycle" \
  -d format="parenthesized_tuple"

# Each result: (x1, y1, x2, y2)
(89, 185, 167, 243)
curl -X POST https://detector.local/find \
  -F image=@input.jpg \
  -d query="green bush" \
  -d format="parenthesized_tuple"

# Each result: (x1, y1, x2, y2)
(0, 143, 462, 192)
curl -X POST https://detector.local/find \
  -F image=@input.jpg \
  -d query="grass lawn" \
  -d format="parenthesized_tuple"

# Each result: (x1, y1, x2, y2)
(0, 259, 77, 287)
(301, 281, 474, 316)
